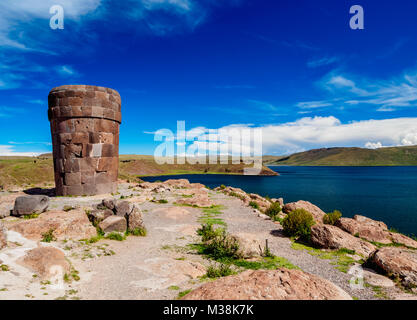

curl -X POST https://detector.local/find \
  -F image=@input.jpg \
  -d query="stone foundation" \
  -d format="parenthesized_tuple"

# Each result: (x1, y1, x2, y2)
(48, 85, 121, 196)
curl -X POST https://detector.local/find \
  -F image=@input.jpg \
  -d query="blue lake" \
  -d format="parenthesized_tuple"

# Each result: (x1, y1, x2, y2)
(142, 166, 417, 236)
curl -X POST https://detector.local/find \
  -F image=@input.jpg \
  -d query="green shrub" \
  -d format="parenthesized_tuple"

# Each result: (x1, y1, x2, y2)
(323, 210, 342, 225)
(282, 209, 315, 240)
(130, 227, 147, 237)
(197, 224, 224, 242)
(41, 229, 56, 243)
(265, 202, 281, 218)
(219, 184, 226, 190)
(249, 201, 260, 210)
(206, 264, 235, 278)
(158, 199, 168, 204)
(105, 232, 126, 241)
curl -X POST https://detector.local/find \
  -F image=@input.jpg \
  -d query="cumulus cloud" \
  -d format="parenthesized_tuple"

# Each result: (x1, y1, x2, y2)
(155, 116, 417, 155)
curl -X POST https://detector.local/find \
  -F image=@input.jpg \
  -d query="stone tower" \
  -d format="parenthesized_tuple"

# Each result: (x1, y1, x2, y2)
(48, 85, 121, 196)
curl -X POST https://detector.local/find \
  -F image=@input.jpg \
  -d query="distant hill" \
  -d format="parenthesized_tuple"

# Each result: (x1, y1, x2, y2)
(0, 155, 276, 189)
(264, 146, 417, 166)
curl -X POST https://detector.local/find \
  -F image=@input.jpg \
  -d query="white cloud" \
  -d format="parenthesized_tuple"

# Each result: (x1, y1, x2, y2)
(365, 142, 383, 149)
(0, 145, 42, 157)
(307, 56, 339, 68)
(57, 65, 77, 76)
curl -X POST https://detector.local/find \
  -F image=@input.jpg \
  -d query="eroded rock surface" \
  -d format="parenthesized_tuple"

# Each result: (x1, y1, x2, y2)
(182, 269, 352, 300)
(12, 195, 49, 217)
(0, 222, 7, 249)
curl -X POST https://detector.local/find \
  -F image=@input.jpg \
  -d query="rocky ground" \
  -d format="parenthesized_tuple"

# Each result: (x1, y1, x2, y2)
(0, 179, 417, 300)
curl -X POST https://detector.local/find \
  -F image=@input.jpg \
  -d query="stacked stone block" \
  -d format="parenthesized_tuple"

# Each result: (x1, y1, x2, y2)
(48, 85, 121, 196)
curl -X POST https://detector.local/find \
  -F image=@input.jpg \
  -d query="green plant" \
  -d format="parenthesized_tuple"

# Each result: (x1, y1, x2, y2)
(130, 227, 147, 237)
(105, 232, 126, 241)
(206, 263, 235, 278)
(282, 209, 315, 240)
(63, 205, 75, 212)
(249, 201, 260, 210)
(177, 289, 192, 299)
(219, 184, 226, 190)
(23, 213, 40, 219)
(41, 229, 56, 243)
(168, 285, 180, 290)
(265, 202, 282, 219)
(197, 223, 224, 242)
(202, 232, 241, 260)
(323, 210, 342, 225)
(1, 264, 9, 272)
(158, 199, 168, 204)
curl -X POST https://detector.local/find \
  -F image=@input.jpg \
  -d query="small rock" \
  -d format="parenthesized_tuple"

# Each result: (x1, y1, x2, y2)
(12, 195, 49, 217)
(230, 233, 263, 259)
(362, 268, 395, 288)
(100, 198, 116, 211)
(19, 247, 70, 280)
(88, 209, 114, 226)
(99, 216, 127, 234)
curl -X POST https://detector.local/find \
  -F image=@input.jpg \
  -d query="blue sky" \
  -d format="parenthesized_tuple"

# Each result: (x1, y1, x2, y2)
(1, 0, 417, 156)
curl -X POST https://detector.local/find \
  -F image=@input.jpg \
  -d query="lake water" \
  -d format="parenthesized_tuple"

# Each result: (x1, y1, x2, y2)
(142, 166, 417, 236)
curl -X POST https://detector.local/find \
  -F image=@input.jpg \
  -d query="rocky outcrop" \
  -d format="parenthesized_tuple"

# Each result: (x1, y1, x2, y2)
(310, 224, 376, 258)
(336, 215, 417, 248)
(182, 269, 351, 300)
(283, 200, 326, 223)
(93, 199, 145, 234)
(12, 195, 49, 217)
(99, 216, 127, 234)
(9, 209, 97, 241)
(369, 247, 417, 288)
(176, 194, 213, 208)
(19, 247, 70, 280)
(0, 222, 7, 249)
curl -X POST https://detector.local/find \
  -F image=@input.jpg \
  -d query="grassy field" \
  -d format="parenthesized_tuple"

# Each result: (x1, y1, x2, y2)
(264, 146, 417, 166)
(0, 154, 276, 189)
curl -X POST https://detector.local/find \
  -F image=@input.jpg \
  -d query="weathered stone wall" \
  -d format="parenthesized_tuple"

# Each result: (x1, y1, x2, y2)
(48, 85, 121, 196)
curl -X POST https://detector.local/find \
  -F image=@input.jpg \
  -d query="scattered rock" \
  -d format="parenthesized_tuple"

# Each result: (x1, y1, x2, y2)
(163, 179, 192, 189)
(0, 222, 7, 249)
(114, 200, 134, 218)
(282, 200, 325, 223)
(182, 269, 352, 300)
(310, 224, 376, 258)
(0, 202, 12, 219)
(389, 232, 417, 249)
(99, 216, 127, 234)
(12, 195, 49, 217)
(369, 247, 417, 288)
(19, 246, 70, 280)
(87, 209, 113, 226)
(9, 209, 97, 241)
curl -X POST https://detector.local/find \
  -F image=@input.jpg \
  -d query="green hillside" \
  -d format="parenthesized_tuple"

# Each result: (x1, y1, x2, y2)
(265, 146, 417, 166)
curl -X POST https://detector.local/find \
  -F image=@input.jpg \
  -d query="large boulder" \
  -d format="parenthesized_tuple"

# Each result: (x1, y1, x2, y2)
(283, 200, 326, 223)
(310, 224, 376, 258)
(0, 222, 7, 249)
(163, 179, 191, 189)
(336, 215, 417, 248)
(182, 269, 351, 300)
(9, 209, 97, 241)
(114, 200, 134, 218)
(369, 247, 417, 289)
(87, 209, 113, 227)
(99, 216, 127, 234)
(19, 247, 70, 280)
(12, 195, 49, 217)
